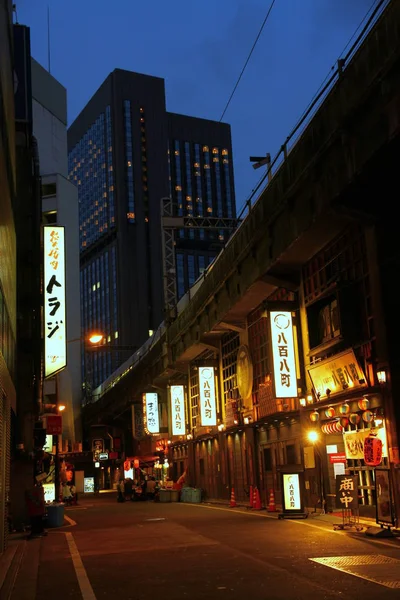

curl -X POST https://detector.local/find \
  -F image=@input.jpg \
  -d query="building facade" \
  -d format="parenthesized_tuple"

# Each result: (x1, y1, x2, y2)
(31, 58, 82, 445)
(0, 0, 17, 553)
(67, 69, 236, 391)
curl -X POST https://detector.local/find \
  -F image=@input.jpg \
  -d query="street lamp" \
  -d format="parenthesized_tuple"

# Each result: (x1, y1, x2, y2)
(88, 333, 104, 345)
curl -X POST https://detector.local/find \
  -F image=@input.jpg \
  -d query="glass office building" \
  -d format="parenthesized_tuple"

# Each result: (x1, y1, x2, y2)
(68, 70, 236, 390)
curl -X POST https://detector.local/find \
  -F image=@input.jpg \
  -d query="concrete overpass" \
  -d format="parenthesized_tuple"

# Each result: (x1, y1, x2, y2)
(83, 0, 400, 427)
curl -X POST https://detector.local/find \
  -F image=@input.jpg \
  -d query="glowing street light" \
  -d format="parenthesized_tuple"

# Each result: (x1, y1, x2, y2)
(88, 333, 103, 345)
(57, 404, 66, 412)
(307, 430, 319, 443)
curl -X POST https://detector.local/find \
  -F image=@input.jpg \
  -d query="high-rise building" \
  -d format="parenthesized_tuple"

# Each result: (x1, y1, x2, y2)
(31, 58, 82, 444)
(68, 69, 236, 391)
(0, 0, 17, 553)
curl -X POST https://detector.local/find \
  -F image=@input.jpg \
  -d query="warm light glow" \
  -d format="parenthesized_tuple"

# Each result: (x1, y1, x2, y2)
(374, 418, 383, 426)
(299, 398, 306, 407)
(377, 370, 387, 384)
(307, 430, 319, 443)
(88, 333, 103, 344)
(218, 424, 225, 432)
(306, 394, 313, 403)
(58, 404, 66, 412)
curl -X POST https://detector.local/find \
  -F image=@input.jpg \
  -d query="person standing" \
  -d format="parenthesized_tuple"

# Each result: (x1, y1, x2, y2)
(25, 482, 46, 539)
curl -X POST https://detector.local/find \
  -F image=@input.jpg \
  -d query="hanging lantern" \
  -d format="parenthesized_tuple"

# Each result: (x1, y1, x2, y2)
(349, 413, 361, 425)
(362, 410, 374, 423)
(358, 398, 370, 411)
(339, 403, 350, 415)
(310, 411, 320, 423)
(325, 406, 335, 418)
(340, 417, 349, 428)
(364, 434, 383, 466)
(133, 459, 140, 469)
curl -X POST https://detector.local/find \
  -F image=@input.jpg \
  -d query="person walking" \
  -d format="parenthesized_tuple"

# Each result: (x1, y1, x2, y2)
(117, 479, 125, 503)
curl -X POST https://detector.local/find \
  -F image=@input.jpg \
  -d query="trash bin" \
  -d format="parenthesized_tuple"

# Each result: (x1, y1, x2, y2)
(159, 489, 171, 503)
(180, 487, 193, 502)
(191, 489, 202, 503)
(46, 503, 65, 528)
(170, 490, 179, 502)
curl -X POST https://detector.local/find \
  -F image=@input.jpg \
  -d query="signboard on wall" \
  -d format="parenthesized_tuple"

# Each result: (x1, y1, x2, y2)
(44, 226, 66, 378)
(132, 405, 145, 440)
(308, 349, 366, 400)
(199, 367, 217, 426)
(343, 427, 387, 460)
(46, 415, 62, 435)
(143, 392, 160, 434)
(270, 311, 298, 398)
(170, 385, 186, 436)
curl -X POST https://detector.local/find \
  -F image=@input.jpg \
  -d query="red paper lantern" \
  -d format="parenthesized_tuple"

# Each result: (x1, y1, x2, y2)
(358, 398, 370, 411)
(340, 417, 349, 428)
(364, 435, 383, 466)
(134, 459, 140, 469)
(124, 460, 131, 471)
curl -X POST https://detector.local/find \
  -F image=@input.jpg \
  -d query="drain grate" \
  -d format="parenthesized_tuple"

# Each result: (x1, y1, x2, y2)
(310, 555, 400, 589)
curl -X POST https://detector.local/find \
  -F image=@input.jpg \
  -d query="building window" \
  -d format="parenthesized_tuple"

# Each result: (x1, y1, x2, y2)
(222, 332, 240, 406)
(123, 100, 135, 223)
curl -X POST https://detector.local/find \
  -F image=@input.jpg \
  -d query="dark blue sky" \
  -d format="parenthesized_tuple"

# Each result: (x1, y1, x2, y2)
(19, 0, 374, 212)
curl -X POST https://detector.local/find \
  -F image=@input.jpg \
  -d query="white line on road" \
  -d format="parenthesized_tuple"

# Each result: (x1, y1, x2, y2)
(65, 532, 96, 600)
(188, 503, 400, 549)
(64, 514, 77, 526)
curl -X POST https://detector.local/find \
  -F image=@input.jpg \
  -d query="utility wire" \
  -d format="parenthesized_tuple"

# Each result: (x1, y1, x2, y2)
(219, 0, 277, 122)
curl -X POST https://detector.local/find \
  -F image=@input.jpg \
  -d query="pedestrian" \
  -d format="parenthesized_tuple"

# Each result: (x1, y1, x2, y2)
(25, 481, 47, 539)
(124, 478, 133, 501)
(70, 483, 78, 505)
(62, 482, 73, 505)
(117, 479, 125, 503)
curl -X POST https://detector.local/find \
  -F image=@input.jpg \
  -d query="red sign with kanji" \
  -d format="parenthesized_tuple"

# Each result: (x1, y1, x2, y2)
(46, 415, 62, 435)
(329, 452, 347, 464)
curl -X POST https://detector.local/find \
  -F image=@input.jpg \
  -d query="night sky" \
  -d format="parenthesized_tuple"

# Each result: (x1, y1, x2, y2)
(19, 0, 375, 213)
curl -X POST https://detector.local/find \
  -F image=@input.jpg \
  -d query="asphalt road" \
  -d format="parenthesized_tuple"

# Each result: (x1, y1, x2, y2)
(25, 495, 400, 600)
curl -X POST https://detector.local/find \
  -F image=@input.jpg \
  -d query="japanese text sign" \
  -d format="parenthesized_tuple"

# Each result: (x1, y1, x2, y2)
(308, 349, 366, 400)
(44, 226, 66, 378)
(199, 367, 217, 426)
(143, 392, 160, 434)
(170, 385, 186, 436)
(283, 474, 301, 511)
(46, 415, 62, 435)
(270, 311, 298, 398)
(335, 475, 358, 510)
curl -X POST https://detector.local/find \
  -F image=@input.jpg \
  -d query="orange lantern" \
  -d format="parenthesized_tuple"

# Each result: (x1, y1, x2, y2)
(363, 434, 383, 466)
(134, 459, 140, 469)
(124, 460, 131, 471)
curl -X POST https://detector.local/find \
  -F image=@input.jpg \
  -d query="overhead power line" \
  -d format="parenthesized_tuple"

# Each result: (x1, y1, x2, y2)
(219, 0, 277, 122)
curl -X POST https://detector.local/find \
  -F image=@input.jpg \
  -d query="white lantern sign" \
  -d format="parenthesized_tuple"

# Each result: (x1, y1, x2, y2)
(44, 226, 66, 378)
(170, 385, 186, 436)
(270, 311, 298, 398)
(199, 367, 217, 426)
(144, 392, 160, 434)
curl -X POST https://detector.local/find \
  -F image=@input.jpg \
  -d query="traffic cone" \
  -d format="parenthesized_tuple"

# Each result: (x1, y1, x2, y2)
(229, 487, 237, 507)
(267, 488, 276, 512)
(252, 487, 262, 510)
(252, 487, 257, 508)
(249, 485, 254, 508)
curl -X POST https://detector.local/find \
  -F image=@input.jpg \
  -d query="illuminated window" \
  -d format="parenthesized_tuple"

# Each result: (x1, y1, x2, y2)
(140, 117, 144, 123)
(92, 284, 96, 292)
(202, 146, 209, 152)
(140, 107, 144, 113)
(193, 162, 200, 168)
(127, 212, 135, 219)
(97, 282, 100, 289)
(222, 149, 228, 156)
(114, 331, 119, 339)
(213, 157, 219, 162)
(194, 171, 201, 176)
(145, 216, 149, 223)
(212, 148, 219, 154)
(223, 158, 229, 164)
(174, 150, 180, 156)
(107, 335, 111, 342)
(204, 164, 210, 169)
(207, 207, 212, 213)
(186, 195, 192, 201)
(149, 329, 154, 337)
(127, 161, 132, 167)
(175, 185, 182, 191)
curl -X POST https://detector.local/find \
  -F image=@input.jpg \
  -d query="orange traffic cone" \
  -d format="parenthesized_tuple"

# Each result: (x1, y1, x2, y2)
(267, 488, 276, 512)
(252, 487, 262, 510)
(249, 485, 254, 508)
(229, 487, 237, 507)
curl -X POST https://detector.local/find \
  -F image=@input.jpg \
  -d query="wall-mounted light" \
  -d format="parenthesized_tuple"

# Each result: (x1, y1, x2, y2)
(377, 370, 387, 384)
(218, 424, 225, 432)
(307, 394, 314, 404)
(299, 397, 306, 407)
(186, 434, 192, 440)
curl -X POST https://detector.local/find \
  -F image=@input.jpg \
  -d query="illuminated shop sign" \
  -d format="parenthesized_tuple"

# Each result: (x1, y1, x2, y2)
(170, 385, 186, 436)
(199, 367, 217, 426)
(44, 226, 66, 378)
(308, 348, 366, 400)
(283, 474, 301, 511)
(270, 311, 298, 398)
(143, 392, 160, 434)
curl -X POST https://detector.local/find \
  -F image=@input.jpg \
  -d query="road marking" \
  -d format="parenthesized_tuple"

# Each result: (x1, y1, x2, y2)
(64, 514, 77, 526)
(188, 504, 400, 548)
(310, 555, 400, 589)
(65, 532, 96, 600)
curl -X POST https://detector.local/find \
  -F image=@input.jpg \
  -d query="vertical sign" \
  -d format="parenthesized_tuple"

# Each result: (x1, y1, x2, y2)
(143, 392, 160, 434)
(335, 475, 358, 510)
(44, 226, 66, 378)
(270, 311, 297, 398)
(170, 385, 186, 436)
(199, 367, 217, 426)
(283, 474, 301, 511)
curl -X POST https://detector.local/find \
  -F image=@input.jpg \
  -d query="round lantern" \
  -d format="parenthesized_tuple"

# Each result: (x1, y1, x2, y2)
(349, 413, 361, 425)
(124, 460, 131, 472)
(310, 411, 320, 423)
(339, 403, 350, 415)
(340, 417, 349, 428)
(362, 410, 374, 423)
(133, 459, 140, 469)
(325, 406, 335, 418)
(358, 398, 370, 411)
(364, 434, 383, 466)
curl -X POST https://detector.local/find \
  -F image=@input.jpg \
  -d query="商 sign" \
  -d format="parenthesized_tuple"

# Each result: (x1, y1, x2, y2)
(270, 311, 298, 398)
(335, 475, 358, 510)
(44, 226, 66, 378)
(199, 367, 217, 426)
(170, 385, 186, 436)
